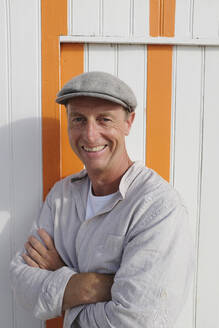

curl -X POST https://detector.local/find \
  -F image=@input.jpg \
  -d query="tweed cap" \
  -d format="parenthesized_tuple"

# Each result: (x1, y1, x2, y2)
(56, 71, 137, 112)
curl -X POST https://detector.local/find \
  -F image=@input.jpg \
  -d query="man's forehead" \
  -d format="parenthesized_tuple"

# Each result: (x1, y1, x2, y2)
(67, 96, 124, 112)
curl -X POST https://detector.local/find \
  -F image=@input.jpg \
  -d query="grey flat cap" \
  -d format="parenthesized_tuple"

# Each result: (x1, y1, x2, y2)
(56, 71, 137, 112)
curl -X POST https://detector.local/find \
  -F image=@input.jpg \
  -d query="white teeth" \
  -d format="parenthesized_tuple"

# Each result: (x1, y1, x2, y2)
(83, 145, 105, 152)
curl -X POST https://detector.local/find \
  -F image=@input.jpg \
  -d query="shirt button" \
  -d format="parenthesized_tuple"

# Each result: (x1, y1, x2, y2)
(160, 289, 167, 298)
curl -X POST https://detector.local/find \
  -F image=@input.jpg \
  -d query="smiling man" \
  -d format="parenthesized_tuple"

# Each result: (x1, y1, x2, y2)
(10, 72, 194, 328)
(66, 96, 134, 196)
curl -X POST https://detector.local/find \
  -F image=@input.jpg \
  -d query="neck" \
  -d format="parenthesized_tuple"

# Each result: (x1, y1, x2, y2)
(88, 158, 133, 196)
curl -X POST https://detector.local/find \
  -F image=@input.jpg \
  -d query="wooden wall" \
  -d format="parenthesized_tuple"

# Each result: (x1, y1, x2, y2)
(1, 1, 219, 327)
(0, 0, 43, 327)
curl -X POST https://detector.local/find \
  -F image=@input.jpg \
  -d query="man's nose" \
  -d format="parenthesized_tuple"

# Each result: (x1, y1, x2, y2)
(83, 120, 99, 143)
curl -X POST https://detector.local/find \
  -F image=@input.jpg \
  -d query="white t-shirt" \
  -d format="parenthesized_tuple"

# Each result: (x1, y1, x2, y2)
(85, 181, 119, 220)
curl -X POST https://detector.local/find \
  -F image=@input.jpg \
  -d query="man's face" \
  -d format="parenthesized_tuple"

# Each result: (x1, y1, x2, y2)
(66, 97, 135, 176)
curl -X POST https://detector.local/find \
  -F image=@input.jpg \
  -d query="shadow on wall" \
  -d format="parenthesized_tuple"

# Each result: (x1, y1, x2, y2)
(0, 117, 61, 327)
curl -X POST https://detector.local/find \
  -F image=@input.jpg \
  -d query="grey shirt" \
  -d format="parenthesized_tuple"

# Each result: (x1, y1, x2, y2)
(10, 161, 194, 327)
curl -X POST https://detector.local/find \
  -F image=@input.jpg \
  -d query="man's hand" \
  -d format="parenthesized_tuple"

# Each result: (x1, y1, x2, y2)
(22, 229, 65, 271)
(62, 272, 114, 311)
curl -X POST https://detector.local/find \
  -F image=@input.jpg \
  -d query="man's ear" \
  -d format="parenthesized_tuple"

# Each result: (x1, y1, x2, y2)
(124, 112, 135, 136)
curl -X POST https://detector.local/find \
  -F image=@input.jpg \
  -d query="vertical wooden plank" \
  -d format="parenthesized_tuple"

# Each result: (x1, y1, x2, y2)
(133, 0, 150, 36)
(163, 0, 176, 36)
(42, 0, 67, 198)
(1, 0, 43, 327)
(171, 46, 203, 328)
(149, 0, 160, 36)
(196, 46, 219, 328)
(150, 0, 176, 36)
(71, 0, 100, 35)
(193, 0, 219, 38)
(103, 0, 130, 36)
(118, 45, 146, 162)
(172, 46, 202, 236)
(174, 0, 192, 38)
(147, 1, 176, 179)
(10, 0, 42, 249)
(41, 1, 67, 327)
(60, 43, 84, 178)
(88, 44, 115, 73)
(9, 0, 43, 327)
(148, 0, 176, 179)
(146, 45, 173, 181)
(0, 1, 14, 327)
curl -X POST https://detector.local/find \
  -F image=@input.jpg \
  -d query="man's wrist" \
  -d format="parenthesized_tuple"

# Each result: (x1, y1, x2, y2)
(62, 272, 114, 311)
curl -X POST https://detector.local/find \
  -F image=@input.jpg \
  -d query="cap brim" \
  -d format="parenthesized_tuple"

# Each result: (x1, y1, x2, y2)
(56, 92, 132, 111)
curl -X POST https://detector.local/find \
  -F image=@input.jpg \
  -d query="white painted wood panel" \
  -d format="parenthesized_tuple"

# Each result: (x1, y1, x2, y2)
(171, 46, 202, 238)
(0, 0, 43, 327)
(86, 44, 116, 74)
(117, 45, 146, 162)
(103, 0, 131, 36)
(10, 0, 42, 253)
(133, 0, 149, 36)
(0, 1, 14, 327)
(171, 46, 203, 328)
(193, 0, 219, 38)
(175, 0, 192, 38)
(69, 0, 150, 37)
(196, 46, 219, 328)
(71, 0, 100, 35)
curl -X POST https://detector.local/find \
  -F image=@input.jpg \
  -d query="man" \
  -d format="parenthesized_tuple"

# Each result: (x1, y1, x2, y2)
(10, 71, 194, 327)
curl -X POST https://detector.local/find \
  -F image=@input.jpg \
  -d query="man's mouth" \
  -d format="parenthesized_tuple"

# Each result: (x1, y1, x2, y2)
(82, 145, 107, 152)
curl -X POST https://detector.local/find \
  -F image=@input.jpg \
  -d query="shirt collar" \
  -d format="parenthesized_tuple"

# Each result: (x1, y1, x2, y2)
(118, 161, 146, 198)
(71, 161, 146, 198)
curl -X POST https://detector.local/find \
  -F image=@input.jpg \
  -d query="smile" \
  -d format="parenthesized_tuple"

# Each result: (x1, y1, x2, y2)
(82, 145, 107, 152)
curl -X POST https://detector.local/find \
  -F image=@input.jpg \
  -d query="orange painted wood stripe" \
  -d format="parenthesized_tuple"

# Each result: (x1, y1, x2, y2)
(149, 0, 176, 37)
(41, 0, 67, 199)
(60, 43, 84, 178)
(147, 0, 175, 181)
(146, 45, 173, 181)
(41, 0, 67, 327)
(163, 0, 176, 36)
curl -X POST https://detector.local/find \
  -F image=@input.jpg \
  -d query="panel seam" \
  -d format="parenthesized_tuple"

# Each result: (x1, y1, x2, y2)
(143, 45, 147, 164)
(169, 45, 177, 187)
(6, 0, 16, 327)
(68, 0, 72, 35)
(189, 0, 195, 38)
(194, 45, 206, 328)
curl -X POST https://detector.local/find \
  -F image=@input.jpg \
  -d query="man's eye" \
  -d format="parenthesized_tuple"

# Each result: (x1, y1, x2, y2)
(100, 117, 111, 122)
(71, 117, 84, 123)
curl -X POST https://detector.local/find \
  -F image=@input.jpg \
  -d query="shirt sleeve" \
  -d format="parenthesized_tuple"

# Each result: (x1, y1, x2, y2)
(10, 186, 78, 321)
(74, 202, 195, 328)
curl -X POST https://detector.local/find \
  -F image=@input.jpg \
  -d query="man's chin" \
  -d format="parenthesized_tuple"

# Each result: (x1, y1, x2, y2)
(84, 162, 107, 175)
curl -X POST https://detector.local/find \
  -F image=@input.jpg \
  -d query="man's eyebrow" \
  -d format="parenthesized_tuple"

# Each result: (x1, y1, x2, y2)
(98, 111, 115, 117)
(68, 111, 84, 116)
(68, 111, 115, 117)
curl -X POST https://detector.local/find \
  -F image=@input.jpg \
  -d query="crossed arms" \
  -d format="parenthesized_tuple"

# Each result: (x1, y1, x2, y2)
(10, 187, 194, 327)
(23, 228, 114, 311)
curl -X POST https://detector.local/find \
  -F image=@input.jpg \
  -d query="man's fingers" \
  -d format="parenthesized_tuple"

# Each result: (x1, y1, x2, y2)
(28, 235, 48, 258)
(24, 229, 65, 271)
(37, 229, 54, 250)
(24, 241, 45, 266)
(22, 253, 39, 268)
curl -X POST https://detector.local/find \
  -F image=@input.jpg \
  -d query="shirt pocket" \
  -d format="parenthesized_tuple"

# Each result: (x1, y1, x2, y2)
(96, 234, 125, 273)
